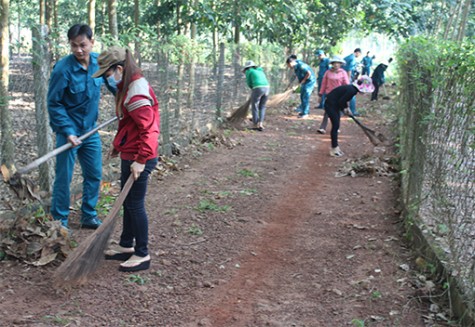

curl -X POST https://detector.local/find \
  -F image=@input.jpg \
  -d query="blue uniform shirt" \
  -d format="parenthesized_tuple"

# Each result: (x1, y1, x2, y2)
(317, 57, 330, 80)
(344, 53, 357, 74)
(47, 52, 103, 137)
(294, 60, 316, 84)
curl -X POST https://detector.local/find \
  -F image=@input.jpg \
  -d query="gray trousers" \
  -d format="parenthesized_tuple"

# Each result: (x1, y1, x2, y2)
(251, 86, 269, 124)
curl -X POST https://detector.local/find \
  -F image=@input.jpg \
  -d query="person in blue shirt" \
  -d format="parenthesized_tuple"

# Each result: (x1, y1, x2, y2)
(286, 54, 316, 119)
(361, 51, 373, 76)
(47, 24, 104, 230)
(315, 50, 330, 109)
(344, 48, 362, 116)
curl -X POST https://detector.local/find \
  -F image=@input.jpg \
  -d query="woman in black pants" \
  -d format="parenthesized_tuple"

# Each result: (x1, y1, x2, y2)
(324, 76, 374, 157)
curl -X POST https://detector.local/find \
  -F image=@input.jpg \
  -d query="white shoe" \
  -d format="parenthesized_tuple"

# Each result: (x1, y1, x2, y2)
(317, 128, 325, 134)
(298, 114, 309, 119)
(119, 255, 151, 272)
(330, 146, 344, 157)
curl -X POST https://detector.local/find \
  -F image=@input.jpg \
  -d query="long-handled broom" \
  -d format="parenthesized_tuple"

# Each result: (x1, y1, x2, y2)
(53, 174, 135, 287)
(348, 114, 386, 146)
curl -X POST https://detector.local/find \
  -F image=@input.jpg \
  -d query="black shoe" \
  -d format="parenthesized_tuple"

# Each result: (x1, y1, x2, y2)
(80, 217, 102, 229)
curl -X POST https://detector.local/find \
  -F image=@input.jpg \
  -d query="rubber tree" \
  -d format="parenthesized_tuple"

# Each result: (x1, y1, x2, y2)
(0, 0, 15, 170)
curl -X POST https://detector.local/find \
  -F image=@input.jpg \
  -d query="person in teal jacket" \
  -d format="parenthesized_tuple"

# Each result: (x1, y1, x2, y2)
(243, 60, 270, 131)
(286, 54, 316, 118)
(47, 24, 103, 230)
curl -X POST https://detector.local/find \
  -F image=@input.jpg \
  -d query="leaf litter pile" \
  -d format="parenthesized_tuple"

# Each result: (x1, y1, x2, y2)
(335, 152, 399, 178)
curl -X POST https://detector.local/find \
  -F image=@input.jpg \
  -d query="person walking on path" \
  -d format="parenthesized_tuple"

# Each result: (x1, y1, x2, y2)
(344, 48, 362, 116)
(47, 24, 104, 231)
(324, 76, 374, 157)
(93, 46, 160, 272)
(286, 54, 316, 119)
(315, 50, 330, 109)
(316, 56, 349, 134)
(371, 58, 393, 101)
(243, 60, 270, 131)
(361, 51, 374, 76)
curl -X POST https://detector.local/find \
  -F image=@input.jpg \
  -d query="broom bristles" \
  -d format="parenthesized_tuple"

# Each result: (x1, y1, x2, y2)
(227, 98, 251, 124)
(53, 218, 118, 287)
(266, 88, 294, 108)
(53, 174, 135, 287)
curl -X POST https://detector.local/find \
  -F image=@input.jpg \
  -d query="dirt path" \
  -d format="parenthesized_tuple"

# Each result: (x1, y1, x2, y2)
(0, 96, 428, 326)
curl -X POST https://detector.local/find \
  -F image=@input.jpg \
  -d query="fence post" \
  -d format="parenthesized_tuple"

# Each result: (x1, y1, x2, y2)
(32, 24, 54, 192)
(216, 42, 225, 119)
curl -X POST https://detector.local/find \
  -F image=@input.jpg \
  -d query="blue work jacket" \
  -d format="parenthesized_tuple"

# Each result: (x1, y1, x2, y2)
(47, 53, 103, 137)
(294, 60, 316, 85)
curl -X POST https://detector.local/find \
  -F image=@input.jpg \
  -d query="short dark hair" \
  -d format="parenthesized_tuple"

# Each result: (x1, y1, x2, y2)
(67, 24, 93, 41)
(286, 54, 297, 64)
(354, 48, 362, 53)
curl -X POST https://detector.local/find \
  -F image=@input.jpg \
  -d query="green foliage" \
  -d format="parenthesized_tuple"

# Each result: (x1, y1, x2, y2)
(127, 274, 148, 285)
(188, 224, 203, 236)
(237, 168, 258, 178)
(351, 319, 365, 327)
(196, 199, 231, 213)
(42, 314, 71, 326)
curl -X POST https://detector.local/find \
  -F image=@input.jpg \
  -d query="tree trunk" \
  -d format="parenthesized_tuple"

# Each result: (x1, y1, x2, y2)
(457, 0, 472, 41)
(39, 0, 45, 25)
(134, 0, 141, 66)
(0, 0, 15, 169)
(108, 0, 118, 39)
(187, 0, 197, 111)
(232, 1, 240, 101)
(88, 0, 96, 35)
(160, 52, 172, 156)
(32, 25, 54, 191)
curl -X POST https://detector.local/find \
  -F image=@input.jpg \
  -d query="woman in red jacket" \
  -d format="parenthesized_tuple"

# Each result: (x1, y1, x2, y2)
(92, 47, 160, 272)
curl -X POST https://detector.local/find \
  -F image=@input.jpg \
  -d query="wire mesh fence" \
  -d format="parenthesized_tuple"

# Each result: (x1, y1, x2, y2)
(398, 37, 475, 313)
(3, 40, 290, 205)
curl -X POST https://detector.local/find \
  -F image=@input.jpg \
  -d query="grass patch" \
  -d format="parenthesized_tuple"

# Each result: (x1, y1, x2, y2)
(237, 169, 258, 178)
(196, 199, 231, 212)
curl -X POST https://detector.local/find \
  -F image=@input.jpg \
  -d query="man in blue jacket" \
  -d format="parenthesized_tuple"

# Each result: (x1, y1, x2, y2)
(344, 48, 362, 116)
(315, 50, 330, 108)
(286, 55, 316, 119)
(47, 24, 103, 230)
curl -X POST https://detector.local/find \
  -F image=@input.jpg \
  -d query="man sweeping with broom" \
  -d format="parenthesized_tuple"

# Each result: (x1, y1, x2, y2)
(243, 60, 270, 131)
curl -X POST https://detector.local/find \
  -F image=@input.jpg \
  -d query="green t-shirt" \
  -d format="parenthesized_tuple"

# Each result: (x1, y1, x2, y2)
(245, 67, 269, 89)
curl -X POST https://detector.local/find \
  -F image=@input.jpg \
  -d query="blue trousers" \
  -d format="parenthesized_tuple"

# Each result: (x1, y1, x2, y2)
(119, 157, 158, 257)
(51, 132, 102, 227)
(350, 96, 357, 115)
(300, 81, 316, 115)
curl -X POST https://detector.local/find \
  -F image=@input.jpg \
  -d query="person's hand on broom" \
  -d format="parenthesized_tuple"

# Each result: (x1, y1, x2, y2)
(131, 161, 145, 180)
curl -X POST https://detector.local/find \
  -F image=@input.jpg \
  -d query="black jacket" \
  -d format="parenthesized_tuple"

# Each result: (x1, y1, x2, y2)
(325, 84, 359, 111)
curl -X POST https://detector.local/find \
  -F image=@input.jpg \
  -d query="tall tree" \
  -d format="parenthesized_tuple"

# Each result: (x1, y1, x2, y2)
(134, 0, 141, 65)
(88, 0, 96, 34)
(108, 0, 118, 39)
(0, 0, 15, 169)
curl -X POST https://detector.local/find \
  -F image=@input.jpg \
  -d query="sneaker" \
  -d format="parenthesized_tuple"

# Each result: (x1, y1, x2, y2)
(80, 216, 102, 229)
(330, 146, 344, 157)
(119, 255, 151, 272)
(317, 128, 325, 134)
(105, 244, 135, 261)
(298, 114, 309, 119)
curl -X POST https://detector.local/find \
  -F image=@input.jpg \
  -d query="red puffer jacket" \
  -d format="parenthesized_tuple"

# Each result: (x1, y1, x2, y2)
(114, 74, 160, 164)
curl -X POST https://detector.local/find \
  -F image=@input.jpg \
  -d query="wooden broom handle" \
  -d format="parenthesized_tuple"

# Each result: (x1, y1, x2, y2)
(105, 174, 135, 222)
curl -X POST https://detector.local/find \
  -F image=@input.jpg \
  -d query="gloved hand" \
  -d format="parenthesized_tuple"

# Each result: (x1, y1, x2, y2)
(130, 161, 145, 180)
(344, 108, 351, 116)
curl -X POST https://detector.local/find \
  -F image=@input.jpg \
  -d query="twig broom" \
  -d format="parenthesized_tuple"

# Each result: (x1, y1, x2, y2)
(227, 87, 297, 126)
(53, 174, 135, 287)
(348, 114, 387, 146)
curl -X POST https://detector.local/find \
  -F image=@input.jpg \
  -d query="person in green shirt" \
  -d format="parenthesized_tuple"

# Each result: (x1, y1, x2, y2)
(243, 60, 270, 131)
